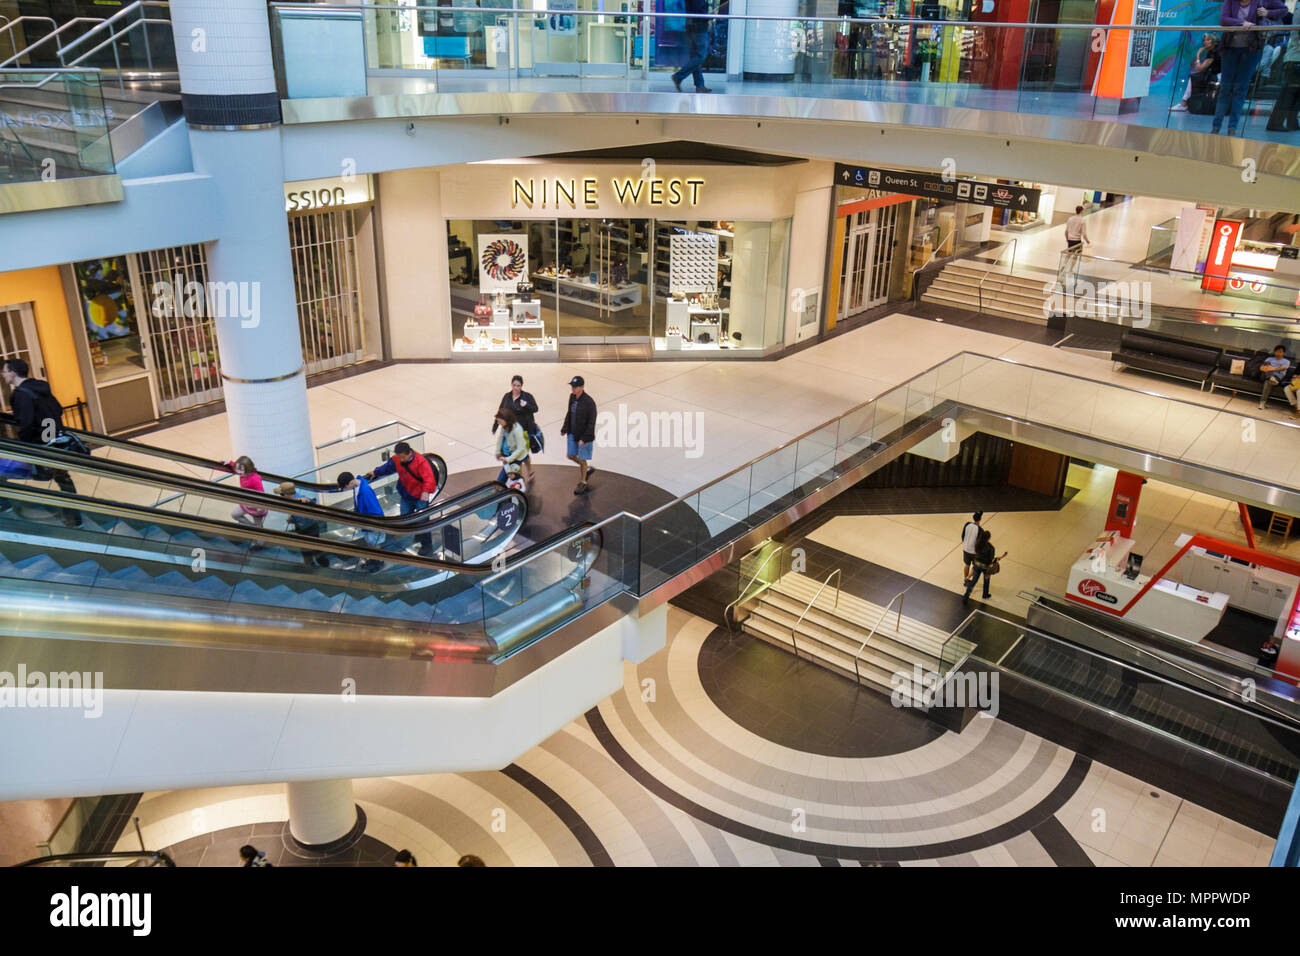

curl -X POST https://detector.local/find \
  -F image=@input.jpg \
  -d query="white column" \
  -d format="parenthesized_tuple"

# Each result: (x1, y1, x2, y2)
(170, 0, 315, 477)
(742, 0, 798, 81)
(286, 779, 359, 846)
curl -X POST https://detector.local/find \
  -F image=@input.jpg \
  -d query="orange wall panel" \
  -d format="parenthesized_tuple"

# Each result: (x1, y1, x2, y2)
(0, 266, 87, 407)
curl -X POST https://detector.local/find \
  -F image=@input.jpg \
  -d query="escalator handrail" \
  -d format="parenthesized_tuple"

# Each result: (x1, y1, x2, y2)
(0, 410, 433, 495)
(968, 609, 1300, 739)
(1027, 592, 1300, 726)
(0, 479, 529, 575)
(14, 851, 176, 867)
(0, 434, 477, 535)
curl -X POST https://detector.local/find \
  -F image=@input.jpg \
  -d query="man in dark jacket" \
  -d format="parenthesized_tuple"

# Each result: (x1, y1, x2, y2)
(671, 0, 713, 93)
(2, 357, 81, 526)
(365, 441, 438, 555)
(560, 375, 597, 495)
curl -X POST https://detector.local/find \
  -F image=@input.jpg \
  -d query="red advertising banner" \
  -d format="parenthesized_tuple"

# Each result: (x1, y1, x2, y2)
(1201, 219, 1242, 292)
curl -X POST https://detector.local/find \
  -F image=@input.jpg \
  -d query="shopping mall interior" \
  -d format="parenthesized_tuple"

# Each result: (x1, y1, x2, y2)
(1, 0, 1300, 896)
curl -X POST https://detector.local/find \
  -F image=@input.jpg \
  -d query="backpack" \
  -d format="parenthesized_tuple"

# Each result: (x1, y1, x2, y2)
(527, 425, 544, 455)
(1245, 354, 1267, 381)
(1187, 88, 1217, 115)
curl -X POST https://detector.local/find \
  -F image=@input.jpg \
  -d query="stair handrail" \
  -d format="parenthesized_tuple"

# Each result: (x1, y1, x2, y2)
(0, 17, 105, 69)
(57, 1, 167, 61)
(790, 567, 841, 657)
(15, 850, 176, 867)
(910, 226, 957, 292)
(976, 237, 1017, 314)
(852, 589, 904, 682)
(56, 1, 173, 97)
(723, 544, 783, 630)
(0, 18, 57, 64)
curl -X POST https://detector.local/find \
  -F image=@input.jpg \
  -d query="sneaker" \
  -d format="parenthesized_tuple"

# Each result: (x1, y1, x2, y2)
(1170, 101, 1188, 111)
(584, 466, 596, 479)
(574, 481, 588, 495)
(695, 86, 714, 93)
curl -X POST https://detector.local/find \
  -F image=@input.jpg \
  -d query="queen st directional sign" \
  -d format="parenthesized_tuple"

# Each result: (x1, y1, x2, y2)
(834, 164, 1041, 212)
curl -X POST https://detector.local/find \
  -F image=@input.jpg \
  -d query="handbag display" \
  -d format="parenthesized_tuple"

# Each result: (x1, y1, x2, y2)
(473, 295, 493, 325)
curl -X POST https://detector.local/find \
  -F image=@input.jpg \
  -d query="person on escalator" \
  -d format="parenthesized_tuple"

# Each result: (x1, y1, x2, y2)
(338, 471, 385, 572)
(364, 441, 438, 557)
(494, 406, 531, 489)
(276, 481, 331, 568)
(225, 455, 270, 532)
(2, 357, 83, 527)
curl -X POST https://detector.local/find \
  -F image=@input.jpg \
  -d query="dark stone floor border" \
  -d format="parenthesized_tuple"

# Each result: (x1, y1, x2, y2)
(1031, 816, 1096, 867)
(501, 762, 614, 867)
(584, 706, 1093, 864)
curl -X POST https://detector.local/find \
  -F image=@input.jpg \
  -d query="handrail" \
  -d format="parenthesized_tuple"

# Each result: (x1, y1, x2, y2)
(58, 1, 168, 59)
(910, 227, 957, 286)
(15, 850, 176, 867)
(0, 18, 104, 69)
(976, 238, 1017, 315)
(0, 435, 462, 536)
(1026, 591, 1299, 723)
(269, 4, 1296, 33)
(722, 544, 783, 630)
(0, 479, 521, 576)
(935, 609, 979, 681)
(852, 588, 903, 681)
(790, 568, 841, 656)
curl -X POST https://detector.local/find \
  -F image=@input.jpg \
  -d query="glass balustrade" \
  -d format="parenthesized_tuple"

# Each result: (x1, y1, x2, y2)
(0, 69, 115, 184)
(270, 5, 1300, 148)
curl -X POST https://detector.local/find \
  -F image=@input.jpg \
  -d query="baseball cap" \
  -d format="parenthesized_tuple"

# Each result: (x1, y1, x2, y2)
(569, 375, 584, 387)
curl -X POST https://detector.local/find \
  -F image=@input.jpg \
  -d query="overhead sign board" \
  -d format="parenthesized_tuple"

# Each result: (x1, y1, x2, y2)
(833, 164, 1040, 211)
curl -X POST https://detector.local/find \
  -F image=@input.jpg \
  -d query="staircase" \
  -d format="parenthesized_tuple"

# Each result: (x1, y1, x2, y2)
(921, 260, 1053, 325)
(738, 572, 975, 707)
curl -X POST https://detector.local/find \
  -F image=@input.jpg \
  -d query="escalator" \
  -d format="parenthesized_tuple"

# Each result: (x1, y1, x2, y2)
(0, 411, 450, 499)
(0, 436, 606, 658)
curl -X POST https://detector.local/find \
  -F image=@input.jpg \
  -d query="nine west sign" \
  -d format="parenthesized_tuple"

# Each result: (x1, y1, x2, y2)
(511, 175, 706, 210)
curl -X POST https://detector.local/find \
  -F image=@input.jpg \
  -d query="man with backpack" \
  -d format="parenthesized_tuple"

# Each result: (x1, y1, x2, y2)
(2, 357, 83, 527)
(961, 511, 983, 583)
(365, 441, 438, 556)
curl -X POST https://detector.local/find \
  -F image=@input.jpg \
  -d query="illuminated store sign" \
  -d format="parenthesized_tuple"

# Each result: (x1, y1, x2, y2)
(511, 176, 706, 209)
(1201, 220, 1242, 293)
(284, 176, 373, 212)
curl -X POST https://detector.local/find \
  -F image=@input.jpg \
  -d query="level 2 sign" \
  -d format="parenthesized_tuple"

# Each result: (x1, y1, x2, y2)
(833, 164, 1040, 211)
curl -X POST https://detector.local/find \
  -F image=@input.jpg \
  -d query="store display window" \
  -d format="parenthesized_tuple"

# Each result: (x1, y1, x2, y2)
(71, 257, 146, 384)
(447, 216, 789, 356)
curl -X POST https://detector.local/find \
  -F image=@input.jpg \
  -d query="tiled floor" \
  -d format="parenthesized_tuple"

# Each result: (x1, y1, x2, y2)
(134, 310, 1300, 510)
(121, 607, 1276, 866)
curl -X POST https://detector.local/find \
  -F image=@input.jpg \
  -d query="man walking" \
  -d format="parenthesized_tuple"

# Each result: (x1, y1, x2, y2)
(961, 511, 983, 583)
(2, 357, 82, 526)
(365, 441, 438, 556)
(561, 375, 597, 496)
(672, 0, 714, 93)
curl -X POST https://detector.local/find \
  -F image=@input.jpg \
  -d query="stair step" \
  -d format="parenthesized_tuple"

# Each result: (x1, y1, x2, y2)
(747, 605, 928, 681)
(756, 592, 941, 668)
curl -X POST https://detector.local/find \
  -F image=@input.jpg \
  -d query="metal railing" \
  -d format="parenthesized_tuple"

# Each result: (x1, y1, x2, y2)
(16, 851, 176, 867)
(0, 17, 103, 69)
(853, 589, 905, 682)
(57, 2, 174, 97)
(723, 543, 783, 631)
(789, 567, 841, 656)
(976, 238, 1018, 315)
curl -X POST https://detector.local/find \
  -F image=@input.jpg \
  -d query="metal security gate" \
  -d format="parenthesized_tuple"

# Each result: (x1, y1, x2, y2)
(128, 245, 223, 415)
(838, 204, 901, 318)
(289, 208, 365, 374)
(0, 303, 43, 414)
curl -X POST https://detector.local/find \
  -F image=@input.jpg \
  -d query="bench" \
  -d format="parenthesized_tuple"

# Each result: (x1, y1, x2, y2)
(1111, 332, 1221, 388)
(1208, 348, 1298, 402)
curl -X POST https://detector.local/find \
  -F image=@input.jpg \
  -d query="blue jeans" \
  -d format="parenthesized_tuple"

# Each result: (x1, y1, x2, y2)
(673, 30, 710, 88)
(400, 494, 433, 553)
(1215, 46, 1263, 132)
(964, 567, 991, 600)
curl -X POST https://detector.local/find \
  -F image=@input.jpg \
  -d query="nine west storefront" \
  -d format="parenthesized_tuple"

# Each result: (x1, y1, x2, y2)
(378, 159, 834, 362)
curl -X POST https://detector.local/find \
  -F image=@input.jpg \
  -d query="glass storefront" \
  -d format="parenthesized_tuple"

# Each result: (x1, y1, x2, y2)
(449, 215, 789, 356)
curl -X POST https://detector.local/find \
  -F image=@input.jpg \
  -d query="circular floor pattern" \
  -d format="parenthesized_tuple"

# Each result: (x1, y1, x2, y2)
(697, 626, 948, 758)
(160, 819, 397, 868)
(447, 463, 709, 555)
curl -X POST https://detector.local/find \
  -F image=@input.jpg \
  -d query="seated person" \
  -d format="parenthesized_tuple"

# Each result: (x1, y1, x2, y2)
(1258, 344, 1292, 410)
(1171, 34, 1220, 111)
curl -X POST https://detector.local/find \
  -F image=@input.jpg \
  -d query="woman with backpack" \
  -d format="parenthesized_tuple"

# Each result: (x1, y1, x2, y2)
(963, 529, 1008, 604)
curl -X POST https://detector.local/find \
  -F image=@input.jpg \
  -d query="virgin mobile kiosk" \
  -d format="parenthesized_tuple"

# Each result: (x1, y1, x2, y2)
(1091, 0, 1160, 112)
